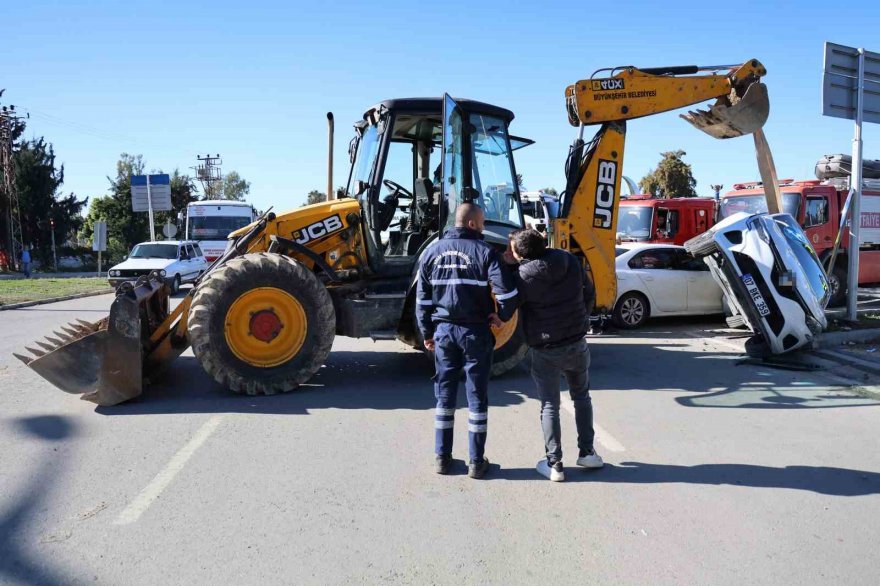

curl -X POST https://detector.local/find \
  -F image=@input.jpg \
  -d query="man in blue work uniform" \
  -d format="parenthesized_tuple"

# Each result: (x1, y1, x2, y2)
(416, 203, 518, 478)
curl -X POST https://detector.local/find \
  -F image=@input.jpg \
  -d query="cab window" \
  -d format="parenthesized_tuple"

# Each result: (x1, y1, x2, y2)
(804, 197, 828, 227)
(193, 244, 204, 257)
(628, 248, 677, 269)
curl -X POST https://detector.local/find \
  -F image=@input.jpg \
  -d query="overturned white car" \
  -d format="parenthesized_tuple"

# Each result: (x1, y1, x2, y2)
(685, 212, 829, 357)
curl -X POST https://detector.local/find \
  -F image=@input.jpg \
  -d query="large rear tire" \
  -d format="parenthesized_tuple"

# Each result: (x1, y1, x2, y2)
(188, 252, 335, 395)
(490, 316, 528, 376)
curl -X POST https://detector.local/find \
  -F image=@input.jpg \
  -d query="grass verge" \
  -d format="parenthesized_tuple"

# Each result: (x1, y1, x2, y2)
(0, 278, 112, 306)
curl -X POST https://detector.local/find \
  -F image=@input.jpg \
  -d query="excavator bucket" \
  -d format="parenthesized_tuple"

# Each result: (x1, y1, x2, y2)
(14, 273, 170, 407)
(681, 81, 769, 139)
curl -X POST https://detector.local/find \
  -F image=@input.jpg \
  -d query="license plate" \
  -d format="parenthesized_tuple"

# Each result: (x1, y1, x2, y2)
(741, 273, 770, 317)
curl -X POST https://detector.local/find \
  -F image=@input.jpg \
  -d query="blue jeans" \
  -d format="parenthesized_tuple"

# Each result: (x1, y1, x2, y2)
(530, 338, 594, 464)
(22, 262, 31, 278)
(433, 322, 494, 463)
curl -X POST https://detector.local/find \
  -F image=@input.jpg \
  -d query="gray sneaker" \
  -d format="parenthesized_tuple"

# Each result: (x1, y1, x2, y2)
(468, 458, 490, 479)
(576, 449, 604, 469)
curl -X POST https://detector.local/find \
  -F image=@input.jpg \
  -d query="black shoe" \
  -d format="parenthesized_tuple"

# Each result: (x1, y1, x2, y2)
(435, 455, 452, 475)
(468, 458, 490, 479)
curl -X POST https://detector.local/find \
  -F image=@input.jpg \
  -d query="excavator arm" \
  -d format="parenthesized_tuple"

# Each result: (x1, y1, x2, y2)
(550, 59, 770, 316)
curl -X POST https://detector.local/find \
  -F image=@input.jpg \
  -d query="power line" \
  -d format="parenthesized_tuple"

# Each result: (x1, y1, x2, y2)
(194, 154, 223, 199)
(0, 96, 28, 266)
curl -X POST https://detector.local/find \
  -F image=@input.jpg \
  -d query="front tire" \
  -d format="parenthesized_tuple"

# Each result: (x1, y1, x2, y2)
(612, 292, 650, 329)
(169, 274, 181, 295)
(188, 252, 335, 395)
(684, 230, 717, 258)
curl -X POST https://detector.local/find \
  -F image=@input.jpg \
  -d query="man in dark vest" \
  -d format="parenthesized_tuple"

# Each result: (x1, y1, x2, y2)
(416, 203, 518, 479)
(510, 229, 603, 482)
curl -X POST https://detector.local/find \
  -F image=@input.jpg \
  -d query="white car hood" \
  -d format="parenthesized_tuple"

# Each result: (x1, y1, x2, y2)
(111, 258, 176, 271)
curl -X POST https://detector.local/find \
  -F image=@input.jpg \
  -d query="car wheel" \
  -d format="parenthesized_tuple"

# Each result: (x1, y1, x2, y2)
(826, 265, 846, 307)
(613, 292, 649, 329)
(684, 230, 717, 258)
(744, 336, 771, 358)
(170, 274, 181, 295)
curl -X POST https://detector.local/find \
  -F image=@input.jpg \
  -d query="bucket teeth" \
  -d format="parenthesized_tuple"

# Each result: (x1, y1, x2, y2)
(45, 336, 65, 346)
(25, 346, 47, 357)
(35, 340, 57, 352)
(13, 352, 33, 365)
(61, 325, 80, 337)
(75, 318, 96, 329)
(53, 330, 74, 343)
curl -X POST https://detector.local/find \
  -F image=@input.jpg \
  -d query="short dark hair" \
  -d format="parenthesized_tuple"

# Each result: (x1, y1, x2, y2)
(511, 229, 547, 260)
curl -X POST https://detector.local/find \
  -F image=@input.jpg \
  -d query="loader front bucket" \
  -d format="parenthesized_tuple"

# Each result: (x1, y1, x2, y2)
(680, 81, 769, 139)
(14, 273, 169, 407)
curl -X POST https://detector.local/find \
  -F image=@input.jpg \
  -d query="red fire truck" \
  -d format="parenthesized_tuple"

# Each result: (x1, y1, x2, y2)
(719, 177, 880, 305)
(617, 195, 717, 245)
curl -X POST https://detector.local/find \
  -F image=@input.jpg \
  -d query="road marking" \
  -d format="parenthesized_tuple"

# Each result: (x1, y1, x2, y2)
(113, 415, 226, 525)
(561, 401, 625, 452)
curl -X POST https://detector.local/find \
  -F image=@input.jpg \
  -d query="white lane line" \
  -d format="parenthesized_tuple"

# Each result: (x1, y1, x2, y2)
(113, 414, 226, 525)
(561, 401, 625, 452)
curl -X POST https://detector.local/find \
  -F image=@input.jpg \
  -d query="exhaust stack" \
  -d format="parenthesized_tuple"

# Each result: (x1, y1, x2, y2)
(327, 112, 334, 200)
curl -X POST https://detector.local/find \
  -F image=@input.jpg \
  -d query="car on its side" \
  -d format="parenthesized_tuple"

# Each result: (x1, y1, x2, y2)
(685, 212, 829, 356)
(612, 244, 724, 329)
(107, 240, 208, 294)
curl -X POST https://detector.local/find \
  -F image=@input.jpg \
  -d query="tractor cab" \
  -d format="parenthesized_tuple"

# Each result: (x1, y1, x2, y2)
(344, 96, 532, 276)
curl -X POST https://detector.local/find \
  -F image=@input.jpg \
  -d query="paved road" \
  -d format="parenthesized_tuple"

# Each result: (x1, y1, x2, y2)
(2, 295, 880, 585)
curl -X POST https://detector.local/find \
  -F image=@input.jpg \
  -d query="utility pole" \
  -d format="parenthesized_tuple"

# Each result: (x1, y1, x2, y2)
(49, 217, 57, 271)
(0, 96, 28, 270)
(194, 154, 223, 199)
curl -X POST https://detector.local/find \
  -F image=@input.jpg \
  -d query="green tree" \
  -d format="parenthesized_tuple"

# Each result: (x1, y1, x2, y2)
(13, 138, 87, 264)
(80, 154, 148, 258)
(638, 150, 697, 198)
(306, 190, 327, 205)
(221, 171, 250, 201)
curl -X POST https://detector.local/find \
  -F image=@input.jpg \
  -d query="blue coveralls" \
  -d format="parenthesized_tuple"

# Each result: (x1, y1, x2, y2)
(416, 227, 518, 463)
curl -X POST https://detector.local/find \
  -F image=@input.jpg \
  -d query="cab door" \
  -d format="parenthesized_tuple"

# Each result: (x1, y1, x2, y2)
(441, 93, 468, 232)
(674, 249, 723, 312)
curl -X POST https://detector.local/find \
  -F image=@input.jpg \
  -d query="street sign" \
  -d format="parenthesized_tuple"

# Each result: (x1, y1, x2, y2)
(131, 174, 172, 212)
(822, 41, 880, 321)
(162, 223, 178, 239)
(92, 221, 107, 252)
(823, 42, 880, 124)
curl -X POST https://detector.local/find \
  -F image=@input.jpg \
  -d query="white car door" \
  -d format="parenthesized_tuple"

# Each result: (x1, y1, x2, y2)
(627, 248, 687, 313)
(675, 250, 724, 313)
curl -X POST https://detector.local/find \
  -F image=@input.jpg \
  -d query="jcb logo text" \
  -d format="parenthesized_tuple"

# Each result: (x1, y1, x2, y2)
(593, 160, 617, 229)
(294, 215, 344, 244)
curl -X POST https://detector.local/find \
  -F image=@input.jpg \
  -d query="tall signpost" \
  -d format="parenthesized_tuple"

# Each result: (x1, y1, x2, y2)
(131, 174, 172, 241)
(93, 221, 107, 276)
(822, 42, 880, 320)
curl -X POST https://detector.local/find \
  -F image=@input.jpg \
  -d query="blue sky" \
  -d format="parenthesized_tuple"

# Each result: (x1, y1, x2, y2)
(3, 0, 879, 213)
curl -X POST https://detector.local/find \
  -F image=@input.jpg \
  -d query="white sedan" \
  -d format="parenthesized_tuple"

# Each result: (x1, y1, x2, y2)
(613, 244, 724, 329)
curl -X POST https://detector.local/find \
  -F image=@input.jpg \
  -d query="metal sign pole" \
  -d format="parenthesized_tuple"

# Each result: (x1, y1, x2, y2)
(847, 48, 866, 321)
(146, 175, 156, 242)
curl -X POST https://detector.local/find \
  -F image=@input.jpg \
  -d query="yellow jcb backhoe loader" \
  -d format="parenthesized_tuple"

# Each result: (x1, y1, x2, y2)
(16, 59, 770, 407)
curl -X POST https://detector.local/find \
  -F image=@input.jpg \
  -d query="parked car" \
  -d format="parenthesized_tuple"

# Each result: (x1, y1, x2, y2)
(107, 240, 208, 293)
(612, 244, 724, 328)
(685, 212, 829, 356)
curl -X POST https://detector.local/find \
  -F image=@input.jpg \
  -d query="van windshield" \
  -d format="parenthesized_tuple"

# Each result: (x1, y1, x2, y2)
(720, 194, 801, 220)
(188, 215, 253, 240)
(617, 206, 653, 240)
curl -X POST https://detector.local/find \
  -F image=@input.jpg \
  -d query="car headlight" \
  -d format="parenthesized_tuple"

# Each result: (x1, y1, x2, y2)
(160, 269, 166, 277)
(110, 270, 118, 277)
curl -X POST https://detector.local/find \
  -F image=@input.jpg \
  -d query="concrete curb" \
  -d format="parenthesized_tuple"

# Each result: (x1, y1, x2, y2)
(0, 289, 114, 311)
(814, 348, 880, 376)
(814, 328, 880, 349)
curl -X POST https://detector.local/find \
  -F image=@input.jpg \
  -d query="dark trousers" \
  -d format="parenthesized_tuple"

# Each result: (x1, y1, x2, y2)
(433, 322, 494, 462)
(530, 338, 595, 464)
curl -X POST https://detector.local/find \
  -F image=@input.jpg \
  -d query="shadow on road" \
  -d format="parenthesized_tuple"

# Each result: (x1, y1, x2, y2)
(96, 350, 530, 416)
(488, 462, 880, 495)
(1, 416, 84, 585)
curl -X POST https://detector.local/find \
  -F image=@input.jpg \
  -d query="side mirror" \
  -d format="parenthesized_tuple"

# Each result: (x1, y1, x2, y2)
(355, 180, 369, 197)
(123, 255, 128, 260)
(336, 187, 346, 199)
